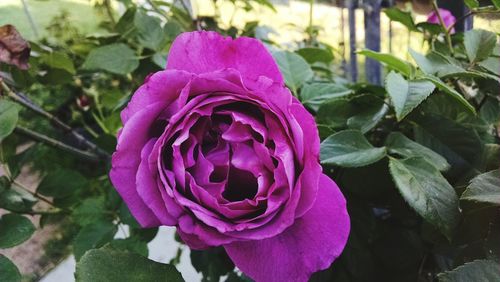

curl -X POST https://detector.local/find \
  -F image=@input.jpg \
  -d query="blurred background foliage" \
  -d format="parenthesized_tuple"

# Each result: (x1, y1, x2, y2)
(0, 0, 499, 282)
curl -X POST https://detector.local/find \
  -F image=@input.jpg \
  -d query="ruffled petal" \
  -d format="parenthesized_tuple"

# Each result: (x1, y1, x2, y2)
(166, 31, 283, 85)
(224, 174, 350, 282)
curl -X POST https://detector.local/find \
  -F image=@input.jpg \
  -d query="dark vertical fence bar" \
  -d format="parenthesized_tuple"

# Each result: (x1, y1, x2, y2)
(363, 0, 382, 85)
(348, 0, 358, 82)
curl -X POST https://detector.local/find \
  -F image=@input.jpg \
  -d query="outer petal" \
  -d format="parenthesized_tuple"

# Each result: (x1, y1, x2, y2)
(166, 31, 284, 85)
(224, 174, 350, 282)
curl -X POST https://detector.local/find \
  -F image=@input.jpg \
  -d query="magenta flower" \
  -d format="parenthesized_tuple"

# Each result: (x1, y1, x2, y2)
(110, 31, 350, 282)
(427, 8, 456, 34)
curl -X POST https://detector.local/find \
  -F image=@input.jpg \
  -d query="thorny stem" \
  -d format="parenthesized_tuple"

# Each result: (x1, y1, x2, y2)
(1, 81, 111, 161)
(431, 1, 454, 55)
(308, 0, 314, 43)
(447, 6, 500, 34)
(103, 0, 116, 25)
(14, 126, 101, 162)
(13, 180, 55, 207)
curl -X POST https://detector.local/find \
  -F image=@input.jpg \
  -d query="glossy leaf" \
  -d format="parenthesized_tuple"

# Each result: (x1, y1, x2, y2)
(461, 169, 500, 205)
(273, 51, 313, 93)
(40, 51, 76, 74)
(0, 255, 21, 282)
(300, 82, 351, 111)
(320, 130, 387, 167)
(420, 74, 476, 114)
(82, 43, 139, 75)
(0, 100, 19, 142)
(389, 157, 460, 239)
(75, 248, 184, 282)
(438, 260, 500, 282)
(385, 71, 435, 121)
(296, 47, 334, 64)
(73, 220, 118, 260)
(384, 7, 417, 31)
(358, 49, 413, 77)
(134, 11, 167, 51)
(0, 213, 35, 249)
(409, 49, 465, 77)
(385, 132, 450, 171)
(464, 0, 479, 9)
(464, 29, 498, 63)
(37, 168, 88, 198)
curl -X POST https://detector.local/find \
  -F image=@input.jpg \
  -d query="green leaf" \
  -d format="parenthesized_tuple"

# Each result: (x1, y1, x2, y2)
(191, 248, 235, 282)
(464, 0, 479, 9)
(273, 51, 313, 93)
(479, 57, 500, 75)
(409, 49, 465, 77)
(413, 113, 484, 169)
(299, 83, 351, 111)
(385, 71, 435, 121)
(358, 49, 413, 77)
(0, 255, 21, 282)
(385, 132, 450, 171)
(296, 47, 334, 64)
(438, 260, 500, 282)
(0, 214, 35, 248)
(109, 238, 148, 257)
(0, 100, 20, 142)
(320, 130, 387, 167)
(420, 74, 476, 114)
(384, 7, 417, 31)
(464, 29, 498, 63)
(388, 157, 460, 239)
(82, 43, 139, 75)
(40, 51, 76, 74)
(493, 0, 500, 9)
(75, 248, 184, 282)
(461, 169, 500, 205)
(0, 185, 37, 213)
(134, 11, 167, 51)
(37, 169, 88, 198)
(73, 197, 110, 226)
(317, 94, 387, 133)
(73, 220, 117, 260)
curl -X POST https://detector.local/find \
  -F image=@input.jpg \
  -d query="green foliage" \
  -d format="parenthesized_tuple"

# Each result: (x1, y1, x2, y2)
(385, 71, 435, 121)
(464, 29, 497, 63)
(73, 220, 118, 261)
(438, 260, 500, 282)
(75, 248, 184, 282)
(82, 43, 139, 75)
(273, 50, 313, 93)
(320, 130, 386, 167)
(37, 168, 88, 198)
(389, 157, 460, 239)
(0, 0, 499, 281)
(0, 213, 35, 248)
(191, 248, 235, 282)
(461, 169, 500, 205)
(0, 255, 21, 282)
(0, 100, 19, 142)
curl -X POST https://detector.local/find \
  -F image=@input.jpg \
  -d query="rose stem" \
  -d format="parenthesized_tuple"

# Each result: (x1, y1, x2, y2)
(14, 126, 101, 162)
(0, 81, 111, 161)
(431, 0, 454, 55)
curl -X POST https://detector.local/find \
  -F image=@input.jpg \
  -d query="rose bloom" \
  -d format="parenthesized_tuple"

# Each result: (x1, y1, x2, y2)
(110, 31, 350, 282)
(427, 8, 456, 34)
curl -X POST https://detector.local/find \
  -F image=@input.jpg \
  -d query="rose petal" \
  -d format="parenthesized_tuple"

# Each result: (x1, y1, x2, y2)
(224, 174, 350, 282)
(166, 31, 283, 85)
(110, 103, 167, 227)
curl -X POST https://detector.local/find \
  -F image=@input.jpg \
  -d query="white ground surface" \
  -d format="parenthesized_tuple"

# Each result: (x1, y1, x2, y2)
(40, 226, 202, 282)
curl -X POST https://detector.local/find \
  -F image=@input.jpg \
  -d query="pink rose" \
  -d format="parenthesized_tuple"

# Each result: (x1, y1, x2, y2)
(110, 31, 350, 282)
(427, 8, 456, 34)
